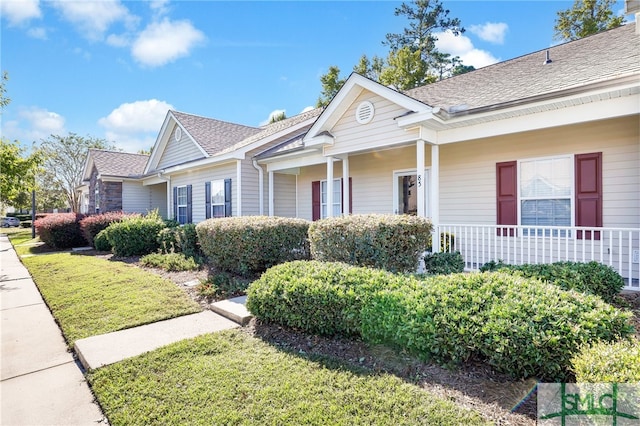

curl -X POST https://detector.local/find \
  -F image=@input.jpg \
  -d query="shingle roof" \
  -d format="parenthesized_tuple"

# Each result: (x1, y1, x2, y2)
(406, 24, 639, 112)
(171, 110, 261, 156)
(220, 107, 323, 155)
(90, 149, 149, 177)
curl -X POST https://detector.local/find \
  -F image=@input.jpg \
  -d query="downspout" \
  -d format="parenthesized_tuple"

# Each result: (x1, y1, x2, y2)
(252, 160, 264, 215)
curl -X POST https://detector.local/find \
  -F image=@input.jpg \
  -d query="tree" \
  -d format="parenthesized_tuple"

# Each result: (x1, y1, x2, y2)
(379, 47, 435, 90)
(38, 133, 114, 212)
(554, 0, 624, 41)
(316, 66, 346, 108)
(353, 54, 385, 82)
(0, 71, 9, 110)
(268, 111, 287, 124)
(0, 139, 42, 207)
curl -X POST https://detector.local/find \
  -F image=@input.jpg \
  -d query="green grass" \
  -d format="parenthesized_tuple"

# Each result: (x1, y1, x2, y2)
(22, 253, 201, 345)
(5, 228, 54, 256)
(88, 330, 487, 426)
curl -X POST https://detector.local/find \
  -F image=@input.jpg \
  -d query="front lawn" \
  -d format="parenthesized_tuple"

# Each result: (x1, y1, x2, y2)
(22, 252, 201, 345)
(88, 330, 487, 426)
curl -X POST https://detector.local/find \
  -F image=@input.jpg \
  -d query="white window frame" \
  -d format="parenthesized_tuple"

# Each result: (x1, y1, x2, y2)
(392, 168, 429, 216)
(517, 154, 574, 235)
(320, 178, 342, 219)
(210, 179, 226, 218)
(176, 185, 188, 225)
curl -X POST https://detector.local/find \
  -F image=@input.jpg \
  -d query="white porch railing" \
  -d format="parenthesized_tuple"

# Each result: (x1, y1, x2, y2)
(435, 224, 640, 292)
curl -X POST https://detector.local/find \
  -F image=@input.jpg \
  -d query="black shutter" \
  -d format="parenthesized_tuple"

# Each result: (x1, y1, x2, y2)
(205, 181, 211, 219)
(224, 178, 232, 217)
(173, 186, 178, 221)
(186, 184, 192, 224)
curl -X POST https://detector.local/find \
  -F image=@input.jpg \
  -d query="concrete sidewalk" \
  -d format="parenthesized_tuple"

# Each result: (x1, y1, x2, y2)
(0, 234, 105, 425)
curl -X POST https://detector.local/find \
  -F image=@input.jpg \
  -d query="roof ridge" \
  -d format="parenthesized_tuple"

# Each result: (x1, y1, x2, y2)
(171, 109, 260, 130)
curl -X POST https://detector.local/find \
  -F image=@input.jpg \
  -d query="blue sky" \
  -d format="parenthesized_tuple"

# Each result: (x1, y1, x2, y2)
(1, 0, 631, 153)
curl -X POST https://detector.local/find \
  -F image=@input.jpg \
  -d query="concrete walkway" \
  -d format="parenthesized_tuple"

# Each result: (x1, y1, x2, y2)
(1, 233, 253, 425)
(0, 234, 105, 425)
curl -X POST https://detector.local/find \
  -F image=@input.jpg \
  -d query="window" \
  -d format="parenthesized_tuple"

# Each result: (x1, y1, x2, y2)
(312, 178, 352, 221)
(95, 184, 100, 213)
(321, 179, 342, 219)
(205, 179, 231, 219)
(496, 152, 602, 239)
(173, 185, 192, 224)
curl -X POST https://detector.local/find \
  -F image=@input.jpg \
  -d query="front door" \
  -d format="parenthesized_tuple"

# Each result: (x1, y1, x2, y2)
(394, 170, 429, 216)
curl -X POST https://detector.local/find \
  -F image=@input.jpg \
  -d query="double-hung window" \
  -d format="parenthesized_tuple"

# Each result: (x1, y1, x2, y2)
(210, 180, 225, 218)
(321, 178, 342, 219)
(176, 186, 188, 225)
(205, 179, 231, 219)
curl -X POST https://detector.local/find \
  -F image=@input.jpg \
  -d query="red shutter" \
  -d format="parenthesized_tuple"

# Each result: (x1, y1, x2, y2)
(496, 161, 517, 236)
(312, 181, 321, 221)
(575, 152, 602, 240)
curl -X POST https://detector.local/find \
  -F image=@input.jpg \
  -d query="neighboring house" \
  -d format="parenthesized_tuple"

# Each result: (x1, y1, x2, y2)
(256, 24, 639, 288)
(78, 149, 164, 216)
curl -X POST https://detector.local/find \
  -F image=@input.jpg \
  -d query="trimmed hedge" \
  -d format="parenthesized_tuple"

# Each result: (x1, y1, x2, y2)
(571, 338, 640, 382)
(105, 212, 166, 257)
(158, 223, 202, 260)
(34, 213, 87, 249)
(94, 229, 112, 251)
(479, 261, 624, 302)
(247, 261, 633, 381)
(79, 211, 132, 248)
(196, 216, 310, 277)
(308, 214, 432, 273)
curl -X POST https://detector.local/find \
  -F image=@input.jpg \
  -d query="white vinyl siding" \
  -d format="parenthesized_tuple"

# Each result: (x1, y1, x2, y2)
(122, 182, 167, 217)
(273, 173, 297, 217)
(157, 125, 205, 170)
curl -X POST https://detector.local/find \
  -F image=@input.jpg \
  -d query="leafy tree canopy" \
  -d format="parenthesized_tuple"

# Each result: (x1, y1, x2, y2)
(0, 139, 42, 206)
(554, 0, 624, 41)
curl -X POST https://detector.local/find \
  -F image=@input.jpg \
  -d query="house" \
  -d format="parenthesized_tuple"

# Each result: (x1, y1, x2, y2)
(255, 23, 639, 289)
(82, 23, 639, 289)
(78, 149, 163, 215)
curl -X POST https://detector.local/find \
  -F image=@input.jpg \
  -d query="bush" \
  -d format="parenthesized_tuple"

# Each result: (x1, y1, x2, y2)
(426, 232, 455, 253)
(34, 213, 87, 249)
(106, 211, 166, 257)
(93, 229, 112, 251)
(79, 211, 131, 248)
(248, 261, 633, 381)
(423, 251, 464, 275)
(478, 261, 624, 302)
(571, 338, 640, 382)
(196, 216, 310, 277)
(140, 252, 199, 272)
(247, 261, 398, 336)
(308, 214, 432, 273)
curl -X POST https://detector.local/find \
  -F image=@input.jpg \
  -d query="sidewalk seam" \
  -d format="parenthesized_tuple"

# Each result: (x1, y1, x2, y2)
(1, 302, 45, 311)
(1, 360, 75, 382)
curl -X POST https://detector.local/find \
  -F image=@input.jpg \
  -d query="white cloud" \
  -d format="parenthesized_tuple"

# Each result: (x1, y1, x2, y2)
(434, 31, 499, 69)
(469, 22, 509, 44)
(131, 18, 205, 67)
(0, 0, 41, 26)
(50, 0, 137, 41)
(98, 99, 173, 151)
(149, 0, 170, 18)
(4, 106, 66, 143)
(27, 27, 47, 39)
(300, 106, 315, 113)
(260, 109, 286, 126)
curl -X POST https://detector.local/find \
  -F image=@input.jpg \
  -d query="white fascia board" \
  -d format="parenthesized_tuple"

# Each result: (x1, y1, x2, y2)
(263, 152, 327, 173)
(233, 116, 317, 156)
(305, 73, 429, 141)
(436, 94, 639, 144)
(81, 155, 95, 181)
(305, 133, 335, 148)
(145, 111, 174, 174)
(159, 155, 240, 176)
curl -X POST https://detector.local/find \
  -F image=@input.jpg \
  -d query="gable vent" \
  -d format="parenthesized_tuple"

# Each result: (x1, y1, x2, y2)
(355, 101, 375, 124)
(174, 126, 182, 142)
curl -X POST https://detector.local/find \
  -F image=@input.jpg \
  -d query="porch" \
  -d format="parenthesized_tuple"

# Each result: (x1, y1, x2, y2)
(435, 224, 640, 291)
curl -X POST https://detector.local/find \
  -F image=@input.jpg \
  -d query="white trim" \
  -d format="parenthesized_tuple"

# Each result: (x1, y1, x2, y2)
(342, 156, 350, 216)
(326, 158, 334, 218)
(236, 160, 242, 217)
(417, 139, 426, 218)
(268, 171, 274, 216)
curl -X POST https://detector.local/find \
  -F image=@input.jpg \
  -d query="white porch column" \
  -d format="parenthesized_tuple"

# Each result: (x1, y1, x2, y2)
(416, 139, 426, 218)
(236, 160, 242, 216)
(342, 156, 350, 215)
(268, 171, 274, 216)
(431, 144, 440, 252)
(326, 157, 334, 218)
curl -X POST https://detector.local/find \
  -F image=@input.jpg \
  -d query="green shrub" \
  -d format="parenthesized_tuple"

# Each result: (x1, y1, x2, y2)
(94, 229, 112, 251)
(426, 232, 455, 253)
(157, 227, 179, 253)
(106, 211, 166, 257)
(423, 251, 464, 275)
(79, 212, 132, 247)
(34, 213, 87, 249)
(308, 214, 432, 273)
(571, 338, 640, 382)
(197, 272, 250, 301)
(247, 261, 398, 336)
(196, 216, 310, 277)
(140, 252, 199, 272)
(479, 261, 624, 302)
(249, 261, 633, 381)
